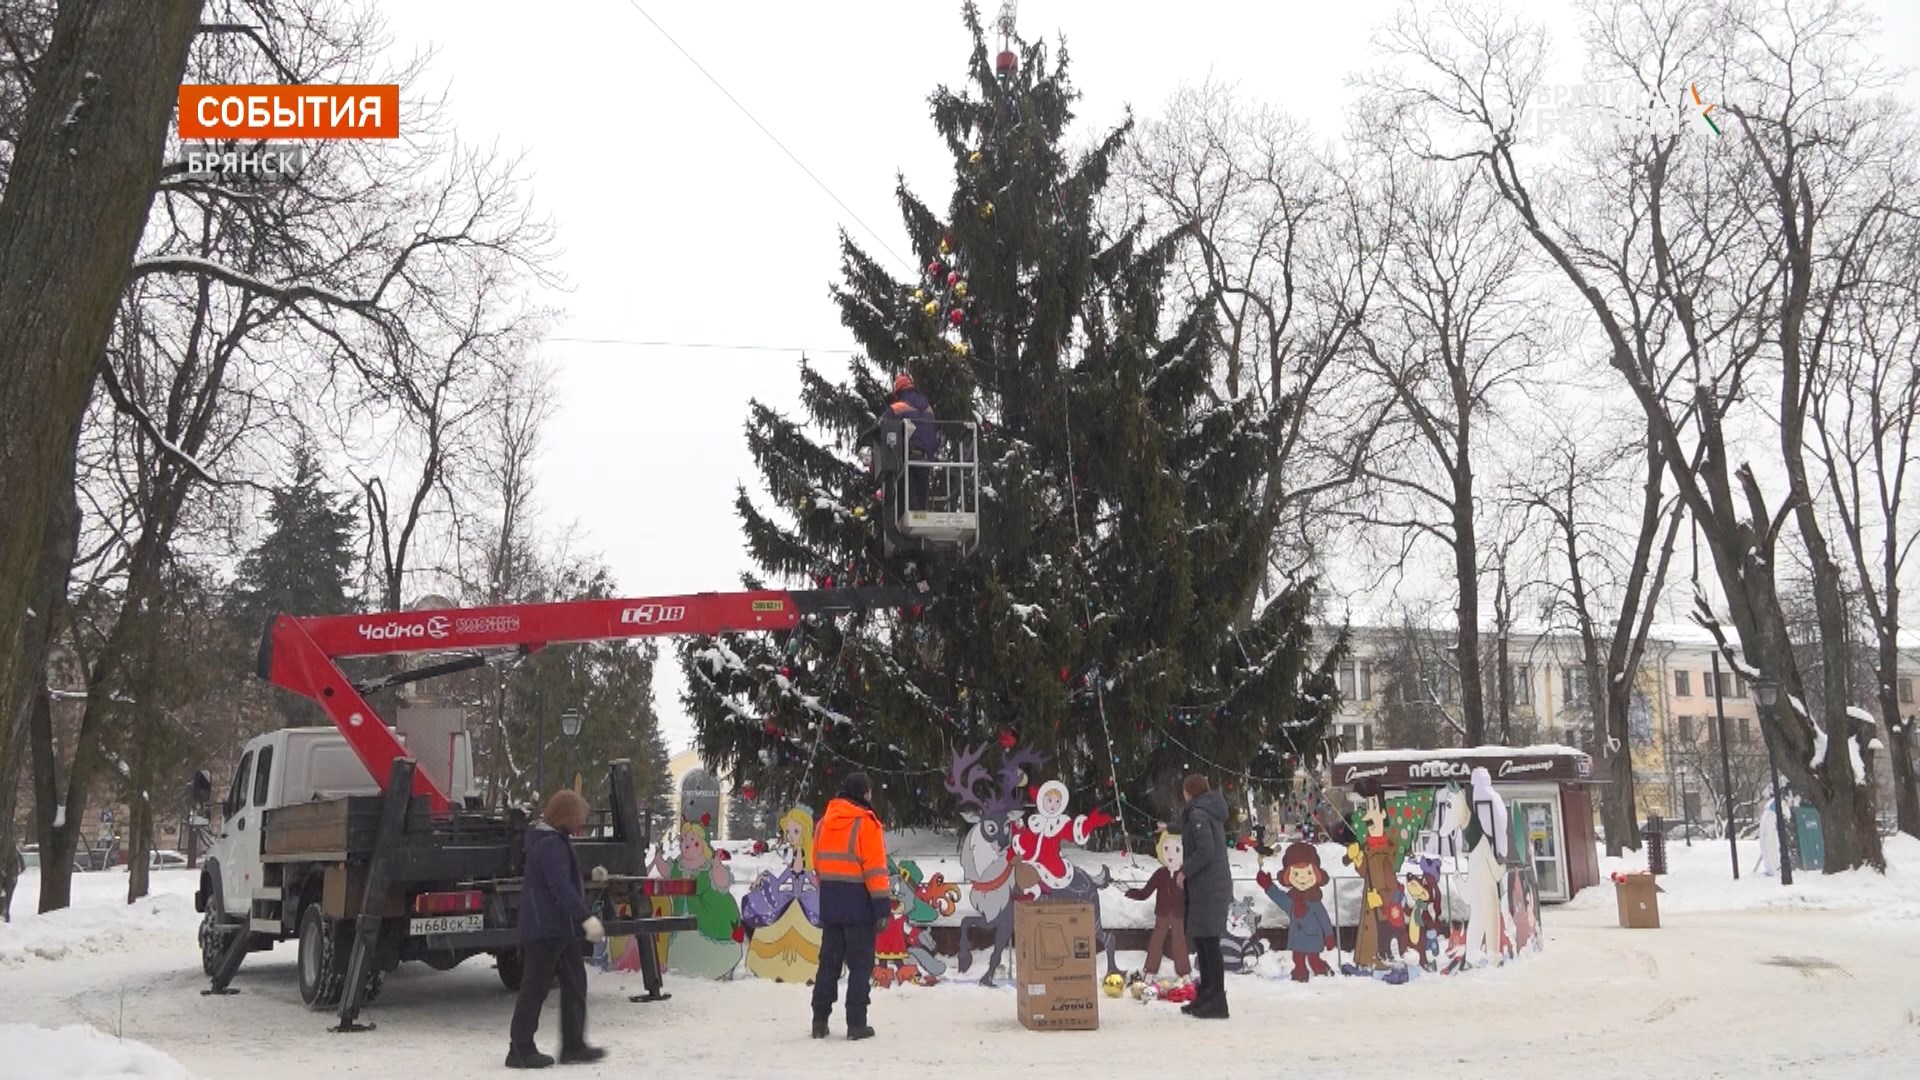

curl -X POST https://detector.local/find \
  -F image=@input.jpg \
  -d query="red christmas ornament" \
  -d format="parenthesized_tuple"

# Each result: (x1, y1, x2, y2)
(996, 49, 1017, 76)
(949, 308, 965, 326)
(741, 781, 758, 801)
(700, 813, 712, 827)
(1059, 666, 1072, 682)
(927, 259, 943, 277)
(998, 728, 1018, 750)
(946, 271, 960, 286)
(780, 666, 792, 680)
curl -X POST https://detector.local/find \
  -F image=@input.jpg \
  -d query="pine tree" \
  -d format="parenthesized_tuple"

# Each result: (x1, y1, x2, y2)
(227, 442, 359, 630)
(681, 5, 1343, 831)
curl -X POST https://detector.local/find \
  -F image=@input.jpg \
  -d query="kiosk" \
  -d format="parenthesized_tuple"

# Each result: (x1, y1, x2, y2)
(1331, 745, 1602, 902)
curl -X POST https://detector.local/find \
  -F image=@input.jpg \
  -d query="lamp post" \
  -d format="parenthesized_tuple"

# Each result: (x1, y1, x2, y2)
(561, 708, 584, 794)
(1680, 771, 1694, 847)
(1752, 676, 1793, 886)
(1711, 653, 1740, 879)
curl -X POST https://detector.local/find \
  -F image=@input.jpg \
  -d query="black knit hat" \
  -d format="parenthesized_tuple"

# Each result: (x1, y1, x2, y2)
(840, 772, 872, 800)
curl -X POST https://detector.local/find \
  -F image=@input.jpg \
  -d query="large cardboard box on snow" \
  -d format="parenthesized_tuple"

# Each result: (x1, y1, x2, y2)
(1013, 899, 1099, 1031)
(1614, 872, 1660, 929)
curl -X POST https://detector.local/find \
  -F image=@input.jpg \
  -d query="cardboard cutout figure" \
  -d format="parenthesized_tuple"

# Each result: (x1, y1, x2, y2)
(741, 806, 822, 983)
(1345, 779, 1405, 970)
(1463, 767, 1509, 967)
(1222, 897, 1267, 973)
(651, 821, 742, 979)
(1257, 841, 1335, 982)
(1009, 780, 1115, 898)
(873, 858, 957, 987)
(1400, 856, 1442, 970)
(1124, 830, 1191, 977)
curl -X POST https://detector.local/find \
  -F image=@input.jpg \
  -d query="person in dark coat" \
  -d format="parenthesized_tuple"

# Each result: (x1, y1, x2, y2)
(508, 790, 606, 1070)
(1175, 774, 1232, 1019)
(887, 374, 940, 457)
(810, 772, 891, 1041)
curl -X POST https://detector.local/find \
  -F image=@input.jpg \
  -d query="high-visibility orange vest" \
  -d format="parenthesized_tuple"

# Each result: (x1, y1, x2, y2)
(815, 797, 889, 901)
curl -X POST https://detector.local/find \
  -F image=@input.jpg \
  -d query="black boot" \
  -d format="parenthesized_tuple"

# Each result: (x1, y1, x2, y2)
(558, 1044, 607, 1065)
(505, 1047, 555, 1069)
(811, 1017, 829, 1039)
(1190, 998, 1230, 1020)
(847, 1022, 876, 1041)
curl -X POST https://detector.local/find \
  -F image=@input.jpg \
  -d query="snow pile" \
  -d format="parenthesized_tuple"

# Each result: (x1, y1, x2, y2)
(0, 871, 200, 967)
(0, 1024, 193, 1080)
(1570, 832, 1920, 919)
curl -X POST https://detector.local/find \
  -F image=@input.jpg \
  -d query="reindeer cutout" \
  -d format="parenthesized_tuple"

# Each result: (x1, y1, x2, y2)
(945, 742, 1042, 986)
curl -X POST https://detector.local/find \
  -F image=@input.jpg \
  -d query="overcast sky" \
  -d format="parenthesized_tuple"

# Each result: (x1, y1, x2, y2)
(376, 1, 1920, 751)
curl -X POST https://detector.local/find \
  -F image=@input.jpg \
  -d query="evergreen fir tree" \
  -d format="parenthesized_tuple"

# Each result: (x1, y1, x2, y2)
(227, 442, 359, 630)
(681, 5, 1342, 831)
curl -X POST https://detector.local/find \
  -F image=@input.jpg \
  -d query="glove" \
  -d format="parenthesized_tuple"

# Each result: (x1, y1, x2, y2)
(1366, 889, 1382, 909)
(1345, 843, 1363, 868)
(1083, 808, 1116, 831)
(1324, 936, 1336, 951)
(590, 865, 609, 884)
(582, 916, 606, 943)
(1255, 870, 1273, 890)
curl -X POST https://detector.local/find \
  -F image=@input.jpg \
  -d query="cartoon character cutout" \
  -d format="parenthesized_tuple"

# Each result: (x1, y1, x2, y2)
(1123, 830, 1192, 977)
(741, 806, 823, 983)
(1399, 856, 1442, 971)
(1222, 897, 1267, 973)
(650, 820, 742, 979)
(874, 858, 958, 988)
(1344, 779, 1405, 970)
(1257, 841, 1335, 983)
(1009, 780, 1114, 898)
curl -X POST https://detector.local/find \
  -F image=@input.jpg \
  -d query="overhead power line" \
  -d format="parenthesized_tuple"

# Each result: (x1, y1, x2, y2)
(547, 335, 860, 356)
(622, 1, 913, 274)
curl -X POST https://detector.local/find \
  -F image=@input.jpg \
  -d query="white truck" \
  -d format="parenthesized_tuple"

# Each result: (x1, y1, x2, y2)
(195, 713, 687, 1014)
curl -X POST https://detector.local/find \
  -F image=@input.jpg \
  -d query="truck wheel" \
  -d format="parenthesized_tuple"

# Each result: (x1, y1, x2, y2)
(198, 902, 233, 978)
(298, 905, 348, 1010)
(495, 949, 523, 992)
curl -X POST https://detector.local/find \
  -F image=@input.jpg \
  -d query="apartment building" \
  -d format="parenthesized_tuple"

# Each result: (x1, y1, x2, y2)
(1320, 624, 1920, 831)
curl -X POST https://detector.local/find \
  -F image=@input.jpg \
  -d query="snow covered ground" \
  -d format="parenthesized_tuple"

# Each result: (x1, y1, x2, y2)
(2, 845, 1918, 1078)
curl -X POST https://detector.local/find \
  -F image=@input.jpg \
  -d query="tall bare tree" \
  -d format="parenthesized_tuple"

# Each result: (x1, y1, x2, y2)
(1345, 155, 1548, 747)
(1373, 0, 1900, 868)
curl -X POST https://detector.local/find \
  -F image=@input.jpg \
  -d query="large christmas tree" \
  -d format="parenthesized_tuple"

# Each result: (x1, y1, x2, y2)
(682, 4, 1342, 833)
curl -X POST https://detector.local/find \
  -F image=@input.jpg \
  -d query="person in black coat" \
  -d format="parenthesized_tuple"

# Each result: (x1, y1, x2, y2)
(1175, 774, 1232, 1020)
(508, 790, 607, 1070)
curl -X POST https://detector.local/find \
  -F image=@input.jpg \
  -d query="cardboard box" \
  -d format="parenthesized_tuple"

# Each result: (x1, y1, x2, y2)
(1614, 873, 1660, 929)
(1013, 899, 1099, 1031)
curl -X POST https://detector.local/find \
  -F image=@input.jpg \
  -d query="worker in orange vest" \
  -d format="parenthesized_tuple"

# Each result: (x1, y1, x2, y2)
(810, 772, 890, 1041)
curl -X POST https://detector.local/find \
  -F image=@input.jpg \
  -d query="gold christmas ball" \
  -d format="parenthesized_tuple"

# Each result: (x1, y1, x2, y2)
(981, 202, 995, 221)
(951, 341, 969, 356)
(954, 281, 969, 299)
(913, 289, 925, 302)
(923, 301, 939, 316)
(969, 151, 983, 164)
(939, 239, 951, 255)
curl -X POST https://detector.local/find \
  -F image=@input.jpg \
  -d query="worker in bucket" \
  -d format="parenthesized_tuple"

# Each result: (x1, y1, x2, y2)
(508, 789, 607, 1069)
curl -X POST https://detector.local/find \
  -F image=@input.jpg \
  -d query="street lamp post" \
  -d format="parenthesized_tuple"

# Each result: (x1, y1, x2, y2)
(561, 708, 584, 794)
(1711, 653, 1740, 879)
(1752, 676, 1794, 886)
(1680, 771, 1694, 847)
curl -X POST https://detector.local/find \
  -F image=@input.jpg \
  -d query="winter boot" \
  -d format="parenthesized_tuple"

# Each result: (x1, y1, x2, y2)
(558, 1044, 607, 1065)
(811, 1017, 830, 1039)
(847, 1023, 876, 1041)
(505, 1047, 555, 1069)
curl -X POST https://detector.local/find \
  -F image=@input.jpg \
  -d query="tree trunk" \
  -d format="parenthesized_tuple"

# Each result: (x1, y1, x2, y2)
(1882, 633, 1920, 839)
(0, 0, 204, 748)
(1452, 474, 1484, 746)
(30, 688, 78, 911)
(125, 790, 151, 904)
(1602, 693, 1640, 856)
(22, 424, 84, 912)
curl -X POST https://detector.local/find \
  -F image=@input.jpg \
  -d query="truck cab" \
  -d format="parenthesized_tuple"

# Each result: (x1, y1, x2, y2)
(197, 717, 476, 953)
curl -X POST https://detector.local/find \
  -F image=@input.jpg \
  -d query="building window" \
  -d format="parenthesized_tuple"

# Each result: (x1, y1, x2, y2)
(1340, 723, 1372, 751)
(1678, 715, 1693, 742)
(1563, 667, 1585, 705)
(1709, 671, 1744, 699)
(1682, 791, 1702, 821)
(1338, 663, 1355, 699)
(1674, 670, 1691, 697)
(1739, 717, 1752, 743)
(1901, 677, 1913, 704)
(1358, 662, 1373, 701)
(1511, 664, 1533, 707)
(1732, 673, 1747, 699)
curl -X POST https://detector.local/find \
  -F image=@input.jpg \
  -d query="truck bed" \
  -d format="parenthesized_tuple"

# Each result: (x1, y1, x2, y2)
(261, 797, 642, 882)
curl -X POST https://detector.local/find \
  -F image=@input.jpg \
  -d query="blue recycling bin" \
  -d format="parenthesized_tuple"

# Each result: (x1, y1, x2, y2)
(1791, 805, 1824, 872)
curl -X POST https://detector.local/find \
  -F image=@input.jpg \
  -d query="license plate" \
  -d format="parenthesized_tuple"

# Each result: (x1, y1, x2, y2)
(409, 914, 484, 936)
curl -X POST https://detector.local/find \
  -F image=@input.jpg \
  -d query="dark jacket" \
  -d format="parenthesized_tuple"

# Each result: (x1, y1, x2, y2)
(814, 795, 891, 926)
(1175, 791, 1231, 939)
(888, 389, 940, 456)
(519, 823, 590, 942)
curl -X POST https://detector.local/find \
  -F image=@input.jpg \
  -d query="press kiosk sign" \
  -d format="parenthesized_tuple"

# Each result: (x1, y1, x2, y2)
(1013, 899, 1099, 1030)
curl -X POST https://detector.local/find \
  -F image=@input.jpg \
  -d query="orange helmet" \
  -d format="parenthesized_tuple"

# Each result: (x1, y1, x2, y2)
(893, 373, 915, 393)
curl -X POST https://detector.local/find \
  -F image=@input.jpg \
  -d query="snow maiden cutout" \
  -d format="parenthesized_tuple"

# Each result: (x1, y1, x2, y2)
(1257, 841, 1334, 982)
(651, 820, 742, 979)
(1010, 780, 1114, 898)
(1123, 829, 1191, 978)
(741, 806, 822, 983)
(1463, 766, 1510, 968)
